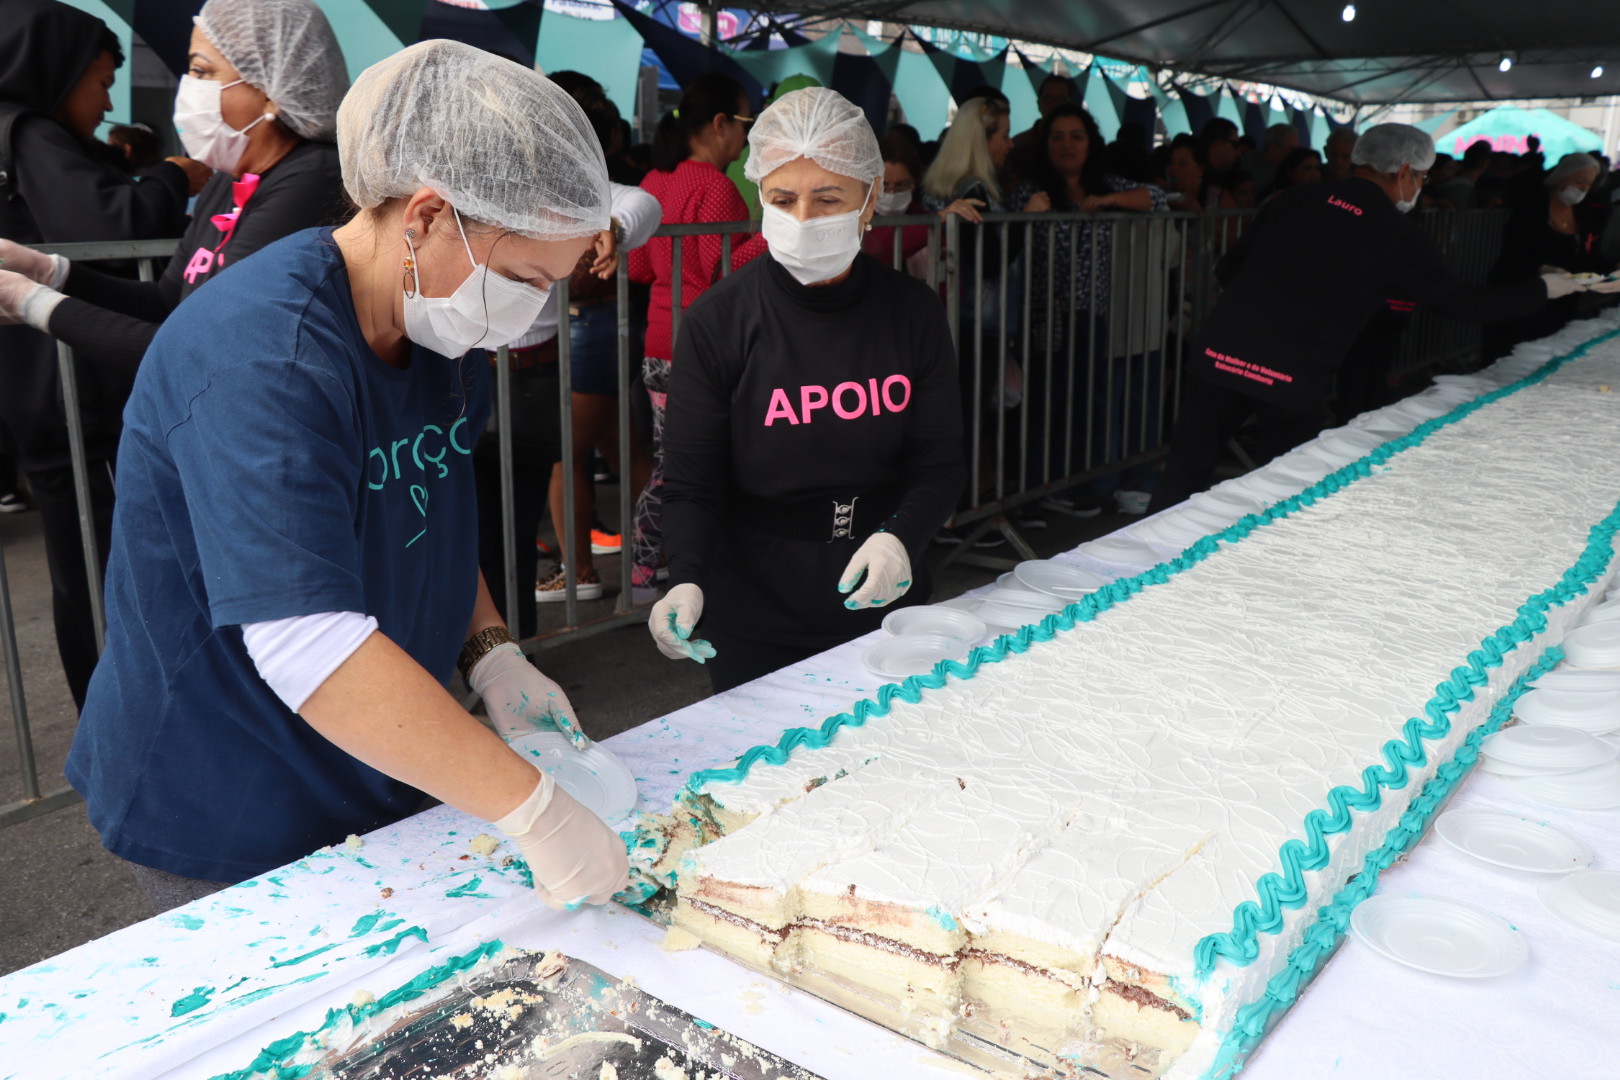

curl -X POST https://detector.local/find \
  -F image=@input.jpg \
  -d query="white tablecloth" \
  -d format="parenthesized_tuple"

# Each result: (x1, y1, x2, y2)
(5, 382, 1619, 1080)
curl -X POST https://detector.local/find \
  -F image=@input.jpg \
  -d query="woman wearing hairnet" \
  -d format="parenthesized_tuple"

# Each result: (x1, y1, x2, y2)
(66, 41, 628, 913)
(0, 0, 349, 376)
(649, 88, 966, 693)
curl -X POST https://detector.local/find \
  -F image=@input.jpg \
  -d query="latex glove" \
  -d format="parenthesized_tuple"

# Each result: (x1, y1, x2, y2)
(1587, 276, 1620, 294)
(468, 641, 590, 750)
(838, 531, 912, 609)
(494, 769, 629, 909)
(0, 239, 68, 287)
(1542, 271, 1583, 300)
(648, 582, 716, 662)
(0, 270, 64, 330)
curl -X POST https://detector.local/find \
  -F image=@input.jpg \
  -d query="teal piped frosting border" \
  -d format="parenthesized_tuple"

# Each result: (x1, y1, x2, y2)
(686, 326, 1620, 797)
(1204, 645, 1568, 1080)
(208, 940, 503, 1080)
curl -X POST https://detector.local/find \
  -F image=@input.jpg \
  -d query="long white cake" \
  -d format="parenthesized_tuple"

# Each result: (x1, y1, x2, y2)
(643, 318, 1620, 1078)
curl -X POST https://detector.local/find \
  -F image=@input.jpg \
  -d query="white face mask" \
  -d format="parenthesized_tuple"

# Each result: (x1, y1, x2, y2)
(403, 209, 551, 358)
(875, 189, 913, 216)
(1557, 185, 1587, 206)
(173, 75, 272, 174)
(761, 181, 877, 285)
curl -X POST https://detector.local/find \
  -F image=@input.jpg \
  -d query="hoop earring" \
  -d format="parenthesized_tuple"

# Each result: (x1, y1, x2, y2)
(403, 229, 418, 299)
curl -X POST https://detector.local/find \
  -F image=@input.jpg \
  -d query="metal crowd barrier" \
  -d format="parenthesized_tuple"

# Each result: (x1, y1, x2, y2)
(0, 207, 1520, 827)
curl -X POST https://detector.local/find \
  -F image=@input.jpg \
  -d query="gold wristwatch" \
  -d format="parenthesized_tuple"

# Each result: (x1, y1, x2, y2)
(458, 625, 516, 681)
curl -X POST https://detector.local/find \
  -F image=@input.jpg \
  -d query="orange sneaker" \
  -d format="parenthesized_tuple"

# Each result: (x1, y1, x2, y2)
(590, 529, 621, 555)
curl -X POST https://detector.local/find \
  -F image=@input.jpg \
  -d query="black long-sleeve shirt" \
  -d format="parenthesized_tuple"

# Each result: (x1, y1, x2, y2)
(47, 140, 346, 377)
(662, 253, 965, 592)
(0, 113, 189, 469)
(1196, 176, 1547, 411)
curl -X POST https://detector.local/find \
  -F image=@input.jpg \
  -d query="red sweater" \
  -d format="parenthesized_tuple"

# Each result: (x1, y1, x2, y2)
(630, 158, 768, 360)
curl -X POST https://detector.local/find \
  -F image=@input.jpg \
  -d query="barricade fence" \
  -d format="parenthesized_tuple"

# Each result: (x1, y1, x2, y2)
(0, 207, 1509, 826)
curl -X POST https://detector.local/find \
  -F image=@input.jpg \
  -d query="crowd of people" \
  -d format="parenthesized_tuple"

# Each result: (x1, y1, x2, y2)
(2, 0, 1619, 914)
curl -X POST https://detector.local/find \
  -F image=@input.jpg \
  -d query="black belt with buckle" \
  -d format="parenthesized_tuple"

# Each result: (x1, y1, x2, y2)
(729, 486, 901, 543)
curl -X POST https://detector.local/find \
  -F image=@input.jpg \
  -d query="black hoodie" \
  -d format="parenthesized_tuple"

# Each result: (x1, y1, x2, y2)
(0, 0, 189, 471)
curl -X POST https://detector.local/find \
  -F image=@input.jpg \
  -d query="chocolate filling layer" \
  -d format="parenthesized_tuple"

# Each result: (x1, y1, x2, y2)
(1103, 980, 1193, 1022)
(799, 919, 961, 970)
(963, 947, 1081, 987)
(685, 898, 788, 944)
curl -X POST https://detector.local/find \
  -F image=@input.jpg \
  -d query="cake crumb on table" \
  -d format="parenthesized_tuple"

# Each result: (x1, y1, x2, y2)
(659, 926, 702, 952)
(469, 833, 501, 856)
(344, 834, 364, 852)
(350, 989, 374, 1008)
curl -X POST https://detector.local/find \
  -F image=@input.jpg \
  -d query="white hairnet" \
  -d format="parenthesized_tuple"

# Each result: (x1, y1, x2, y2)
(1351, 123, 1436, 174)
(338, 40, 610, 240)
(1546, 153, 1601, 188)
(744, 86, 881, 186)
(195, 0, 348, 142)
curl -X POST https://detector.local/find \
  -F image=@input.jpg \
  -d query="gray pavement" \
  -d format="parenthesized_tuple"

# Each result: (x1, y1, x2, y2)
(0, 483, 1127, 976)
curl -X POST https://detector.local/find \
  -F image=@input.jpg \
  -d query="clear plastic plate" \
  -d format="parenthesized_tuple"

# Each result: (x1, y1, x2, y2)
(1077, 535, 1160, 566)
(882, 605, 987, 644)
(1509, 759, 1620, 810)
(1349, 893, 1528, 977)
(1013, 559, 1106, 598)
(1562, 621, 1620, 669)
(1316, 426, 1388, 457)
(1514, 688, 1620, 735)
(1480, 725, 1616, 770)
(507, 732, 639, 825)
(1540, 870, 1620, 943)
(861, 633, 969, 679)
(1434, 810, 1593, 874)
(1191, 488, 1265, 521)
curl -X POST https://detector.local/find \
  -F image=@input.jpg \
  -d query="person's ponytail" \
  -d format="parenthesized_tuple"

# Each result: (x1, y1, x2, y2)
(649, 72, 747, 173)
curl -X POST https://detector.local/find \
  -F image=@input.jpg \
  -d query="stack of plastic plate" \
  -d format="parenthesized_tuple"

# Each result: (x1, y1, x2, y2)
(1480, 725, 1620, 809)
(1540, 870, 1620, 943)
(1129, 512, 1213, 550)
(1351, 410, 1417, 438)
(1575, 599, 1620, 627)
(862, 633, 971, 679)
(1189, 487, 1265, 526)
(1315, 425, 1388, 461)
(1434, 810, 1593, 874)
(1562, 621, 1620, 669)
(1531, 668, 1620, 693)
(881, 604, 987, 645)
(1432, 373, 1491, 393)
(1349, 893, 1528, 977)
(1386, 395, 1450, 422)
(1513, 688, 1620, 736)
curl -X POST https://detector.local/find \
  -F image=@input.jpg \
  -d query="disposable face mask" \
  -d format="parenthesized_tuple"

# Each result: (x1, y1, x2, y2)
(173, 75, 272, 174)
(875, 189, 913, 216)
(761, 181, 877, 285)
(1557, 185, 1587, 206)
(403, 209, 551, 358)
(1394, 173, 1419, 214)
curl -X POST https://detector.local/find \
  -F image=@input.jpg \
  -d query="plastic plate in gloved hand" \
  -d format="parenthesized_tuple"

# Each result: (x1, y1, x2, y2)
(862, 634, 969, 679)
(1349, 893, 1528, 977)
(508, 732, 639, 825)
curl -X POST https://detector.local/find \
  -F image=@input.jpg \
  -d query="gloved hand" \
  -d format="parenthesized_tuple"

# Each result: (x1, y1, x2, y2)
(468, 641, 590, 750)
(0, 239, 68, 287)
(1587, 276, 1620, 294)
(838, 531, 912, 609)
(494, 769, 629, 909)
(648, 582, 716, 662)
(1542, 271, 1584, 300)
(0, 269, 64, 330)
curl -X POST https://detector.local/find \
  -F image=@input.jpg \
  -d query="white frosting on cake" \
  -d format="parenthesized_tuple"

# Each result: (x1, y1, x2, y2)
(675, 323, 1620, 1077)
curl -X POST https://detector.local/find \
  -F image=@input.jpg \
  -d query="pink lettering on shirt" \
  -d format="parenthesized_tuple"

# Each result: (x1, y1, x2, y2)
(764, 388, 799, 426)
(762, 374, 914, 426)
(1205, 347, 1293, 387)
(800, 384, 830, 421)
(1326, 195, 1363, 217)
(182, 247, 215, 284)
(832, 381, 867, 419)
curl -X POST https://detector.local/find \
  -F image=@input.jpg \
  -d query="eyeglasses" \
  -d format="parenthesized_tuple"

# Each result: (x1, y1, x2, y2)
(730, 114, 755, 125)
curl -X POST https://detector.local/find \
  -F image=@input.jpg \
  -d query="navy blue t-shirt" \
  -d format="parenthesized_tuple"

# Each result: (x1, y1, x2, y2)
(66, 227, 491, 883)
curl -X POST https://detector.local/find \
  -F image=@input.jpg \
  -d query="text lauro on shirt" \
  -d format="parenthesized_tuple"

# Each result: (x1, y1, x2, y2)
(763, 375, 913, 426)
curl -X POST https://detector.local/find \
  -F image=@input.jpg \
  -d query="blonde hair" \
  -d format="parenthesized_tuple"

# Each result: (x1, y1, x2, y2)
(923, 98, 1004, 203)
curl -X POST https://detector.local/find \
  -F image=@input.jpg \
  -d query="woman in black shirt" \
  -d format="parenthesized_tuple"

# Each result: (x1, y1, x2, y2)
(650, 88, 966, 693)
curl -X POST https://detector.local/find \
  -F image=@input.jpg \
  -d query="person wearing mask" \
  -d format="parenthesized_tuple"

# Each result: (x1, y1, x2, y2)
(65, 42, 627, 913)
(1150, 123, 1583, 512)
(1323, 129, 1357, 181)
(0, 0, 209, 712)
(649, 88, 964, 693)
(626, 73, 767, 604)
(1487, 152, 1616, 353)
(1013, 104, 1167, 517)
(1260, 147, 1323, 202)
(862, 130, 932, 269)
